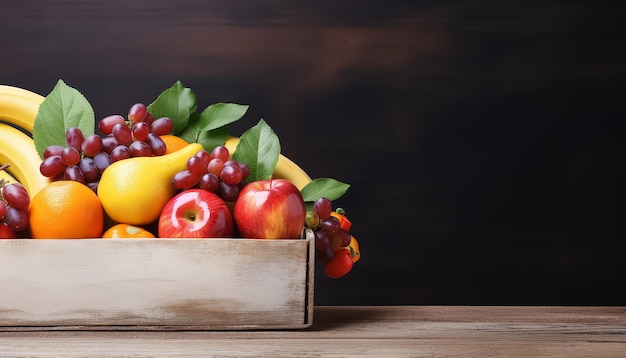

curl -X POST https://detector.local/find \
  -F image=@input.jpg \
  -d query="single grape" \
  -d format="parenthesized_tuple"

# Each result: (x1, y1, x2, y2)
(87, 180, 99, 193)
(64, 165, 86, 184)
(320, 216, 340, 236)
(110, 145, 131, 162)
(220, 164, 243, 186)
(187, 156, 207, 177)
(0, 201, 6, 219)
(40, 155, 67, 177)
(195, 150, 211, 167)
(313, 197, 333, 220)
(143, 111, 155, 126)
(172, 170, 200, 190)
(316, 247, 334, 263)
(78, 157, 100, 182)
(150, 117, 174, 136)
(332, 228, 351, 248)
(210, 145, 229, 162)
(43, 145, 64, 159)
(217, 181, 239, 202)
(207, 158, 224, 176)
(199, 172, 219, 192)
(129, 140, 152, 157)
(61, 146, 81, 166)
(98, 115, 125, 135)
(144, 133, 166, 156)
(112, 123, 133, 146)
(238, 162, 250, 179)
(65, 127, 85, 150)
(305, 211, 320, 230)
(4, 206, 29, 232)
(314, 229, 331, 251)
(132, 121, 150, 141)
(1, 183, 30, 210)
(81, 134, 103, 157)
(101, 135, 119, 154)
(128, 103, 147, 123)
(93, 152, 111, 173)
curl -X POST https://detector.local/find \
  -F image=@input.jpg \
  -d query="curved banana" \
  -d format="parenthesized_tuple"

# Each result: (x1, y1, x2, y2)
(224, 136, 312, 190)
(0, 85, 45, 133)
(0, 165, 19, 185)
(0, 123, 50, 198)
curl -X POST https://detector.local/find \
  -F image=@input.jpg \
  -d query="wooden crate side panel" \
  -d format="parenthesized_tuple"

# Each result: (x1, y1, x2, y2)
(0, 238, 311, 328)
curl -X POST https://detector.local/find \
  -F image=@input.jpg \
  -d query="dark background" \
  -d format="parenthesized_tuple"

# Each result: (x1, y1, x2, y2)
(1, 1, 623, 305)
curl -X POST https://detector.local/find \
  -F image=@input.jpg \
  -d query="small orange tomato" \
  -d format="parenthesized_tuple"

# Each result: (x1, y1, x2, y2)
(102, 224, 155, 239)
(330, 210, 352, 231)
(347, 236, 360, 263)
(325, 249, 353, 278)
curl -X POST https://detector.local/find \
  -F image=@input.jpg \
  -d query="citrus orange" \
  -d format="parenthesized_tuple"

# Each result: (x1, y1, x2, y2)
(29, 181, 104, 239)
(161, 134, 189, 154)
(102, 223, 155, 238)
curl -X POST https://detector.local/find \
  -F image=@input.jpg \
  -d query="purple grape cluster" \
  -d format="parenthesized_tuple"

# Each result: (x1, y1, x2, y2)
(172, 145, 250, 202)
(39, 103, 173, 193)
(0, 179, 30, 238)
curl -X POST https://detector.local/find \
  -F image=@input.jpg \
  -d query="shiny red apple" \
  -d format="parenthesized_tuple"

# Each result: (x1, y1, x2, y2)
(158, 189, 233, 238)
(233, 178, 306, 239)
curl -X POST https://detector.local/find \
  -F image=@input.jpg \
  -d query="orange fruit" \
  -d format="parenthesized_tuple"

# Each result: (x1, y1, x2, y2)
(161, 135, 189, 154)
(102, 223, 155, 239)
(29, 181, 104, 239)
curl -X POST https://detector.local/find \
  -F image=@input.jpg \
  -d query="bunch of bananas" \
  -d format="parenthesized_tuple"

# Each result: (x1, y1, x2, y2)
(0, 85, 51, 198)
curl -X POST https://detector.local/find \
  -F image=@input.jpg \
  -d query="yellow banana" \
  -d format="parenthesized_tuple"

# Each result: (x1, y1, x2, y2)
(0, 85, 45, 133)
(0, 123, 50, 198)
(0, 165, 19, 185)
(224, 136, 312, 190)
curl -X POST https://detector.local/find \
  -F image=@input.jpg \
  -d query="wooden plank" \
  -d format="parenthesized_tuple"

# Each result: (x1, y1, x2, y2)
(0, 238, 313, 329)
(1, 306, 625, 357)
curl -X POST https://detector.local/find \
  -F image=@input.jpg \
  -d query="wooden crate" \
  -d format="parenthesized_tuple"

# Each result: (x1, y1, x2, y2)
(0, 234, 314, 330)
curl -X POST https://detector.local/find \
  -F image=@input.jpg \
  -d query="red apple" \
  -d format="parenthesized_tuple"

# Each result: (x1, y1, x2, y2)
(158, 189, 233, 238)
(233, 178, 306, 239)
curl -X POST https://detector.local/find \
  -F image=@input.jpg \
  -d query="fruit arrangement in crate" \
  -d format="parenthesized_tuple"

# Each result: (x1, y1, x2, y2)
(0, 80, 361, 277)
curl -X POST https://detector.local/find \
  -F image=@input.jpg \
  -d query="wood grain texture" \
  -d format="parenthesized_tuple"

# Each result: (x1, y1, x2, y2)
(1, 306, 625, 357)
(0, 238, 313, 329)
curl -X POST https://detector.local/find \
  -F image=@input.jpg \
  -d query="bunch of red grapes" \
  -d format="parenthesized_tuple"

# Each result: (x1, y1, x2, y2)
(39, 103, 173, 193)
(0, 178, 30, 238)
(172, 145, 250, 202)
(305, 197, 352, 263)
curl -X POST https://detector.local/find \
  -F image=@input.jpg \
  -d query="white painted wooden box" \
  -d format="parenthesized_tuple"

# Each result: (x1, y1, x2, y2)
(0, 234, 314, 330)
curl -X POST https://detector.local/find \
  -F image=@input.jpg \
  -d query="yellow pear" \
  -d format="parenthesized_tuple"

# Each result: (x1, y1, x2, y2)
(98, 142, 203, 225)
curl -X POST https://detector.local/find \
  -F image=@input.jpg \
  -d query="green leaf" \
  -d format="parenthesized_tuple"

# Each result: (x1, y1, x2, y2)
(232, 119, 280, 182)
(178, 113, 230, 151)
(146, 81, 197, 135)
(195, 126, 230, 152)
(177, 112, 202, 143)
(197, 103, 249, 132)
(301, 178, 351, 202)
(33, 79, 95, 159)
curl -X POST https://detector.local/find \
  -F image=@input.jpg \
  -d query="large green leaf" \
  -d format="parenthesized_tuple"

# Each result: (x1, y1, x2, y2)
(33, 79, 95, 159)
(147, 81, 197, 135)
(232, 119, 280, 182)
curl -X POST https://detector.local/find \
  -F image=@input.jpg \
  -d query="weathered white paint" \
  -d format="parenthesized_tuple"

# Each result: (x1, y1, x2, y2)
(0, 236, 314, 329)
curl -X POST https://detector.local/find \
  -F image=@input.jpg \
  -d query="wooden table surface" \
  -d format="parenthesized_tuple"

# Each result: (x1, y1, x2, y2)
(1, 306, 625, 357)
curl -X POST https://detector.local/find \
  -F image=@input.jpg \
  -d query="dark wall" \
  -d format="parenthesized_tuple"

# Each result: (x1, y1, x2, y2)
(1, 1, 623, 305)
